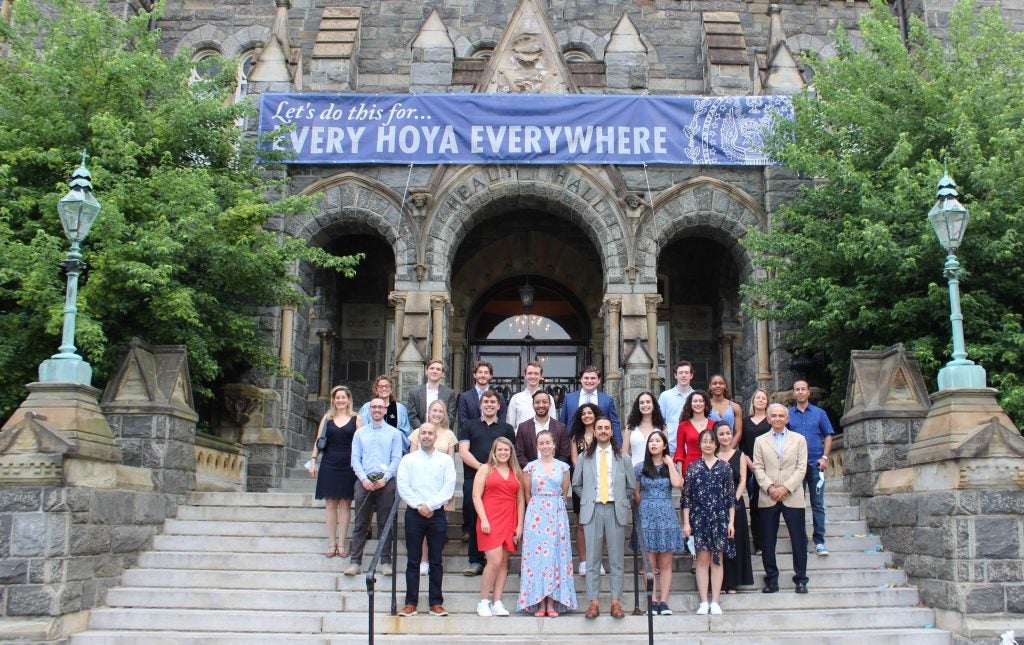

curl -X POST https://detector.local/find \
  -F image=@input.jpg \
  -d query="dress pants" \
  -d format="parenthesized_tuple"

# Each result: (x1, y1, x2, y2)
(758, 502, 808, 586)
(404, 507, 447, 607)
(583, 502, 625, 601)
(462, 476, 484, 566)
(748, 483, 762, 550)
(349, 478, 396, 565)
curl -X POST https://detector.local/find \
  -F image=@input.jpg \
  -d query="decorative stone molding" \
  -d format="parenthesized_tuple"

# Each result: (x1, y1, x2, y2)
(195, 435, 247, 492)
(0, 412, 70, 485)
(476, 0, 575, 94)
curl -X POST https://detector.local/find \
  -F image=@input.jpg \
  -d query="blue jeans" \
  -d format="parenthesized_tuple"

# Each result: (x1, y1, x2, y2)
(803, 466, 826, 545)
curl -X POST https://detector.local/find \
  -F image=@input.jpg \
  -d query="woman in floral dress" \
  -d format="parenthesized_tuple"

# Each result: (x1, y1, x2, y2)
(682, 429, 736, 616)
(518, 431, 576, 616)
(633, 430, 685, 615)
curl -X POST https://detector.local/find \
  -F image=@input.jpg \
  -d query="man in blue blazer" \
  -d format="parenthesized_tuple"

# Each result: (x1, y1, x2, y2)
(456, 360, 506, 429)
(558, 365, 621, 445)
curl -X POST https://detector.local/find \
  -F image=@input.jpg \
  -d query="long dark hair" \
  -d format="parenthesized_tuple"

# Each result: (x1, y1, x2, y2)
(712, 420, 733, 452)
(627, 391, 666, 431)
(570, 402, 602, 444)
(641, 430, 671, 479)
(584, 417, 621, 458)
(681, 389, 710, 422)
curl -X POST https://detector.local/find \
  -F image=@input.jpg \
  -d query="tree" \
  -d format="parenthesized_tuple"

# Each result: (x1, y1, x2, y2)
(0, 0, 360, 422)
(743, 0, 1024, 422)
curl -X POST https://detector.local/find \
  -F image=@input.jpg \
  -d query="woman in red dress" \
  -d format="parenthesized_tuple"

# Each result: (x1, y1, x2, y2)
(673, 389, 714, 475)
(473, 437, 525, 617)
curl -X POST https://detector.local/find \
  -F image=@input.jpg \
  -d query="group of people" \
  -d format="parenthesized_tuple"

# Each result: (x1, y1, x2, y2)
(309, 357, 834, 619)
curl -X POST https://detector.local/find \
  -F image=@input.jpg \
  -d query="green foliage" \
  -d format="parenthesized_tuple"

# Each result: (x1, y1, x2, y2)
(0, 0, 360, 420)
(743, 0, 1024, 423)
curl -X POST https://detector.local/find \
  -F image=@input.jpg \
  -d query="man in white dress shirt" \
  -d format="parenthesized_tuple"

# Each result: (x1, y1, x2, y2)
(506, 360, 555, 430)
(396, 423, 456, 617)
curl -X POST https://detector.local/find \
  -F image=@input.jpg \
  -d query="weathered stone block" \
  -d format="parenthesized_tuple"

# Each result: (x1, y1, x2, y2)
(987, 560, 1024, 582)
(975, 518, 1020, 558)
(1008, 583, 1024, 613)
(965, 584, 1005, 613)
(89, 491, 135, 525)
(117, 415, 155, 439)
(0, 558, 28, 584)
(0, 488, 42, 512)
(111, 526, 153, 554)
(6, 582, 81, 616)
(981, 489, 1024, 515)
(70, 526, 112, 556)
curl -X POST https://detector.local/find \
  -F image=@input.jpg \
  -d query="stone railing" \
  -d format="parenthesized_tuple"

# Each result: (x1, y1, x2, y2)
(195, 433, 247, 492)
(826, 434, 844, 481)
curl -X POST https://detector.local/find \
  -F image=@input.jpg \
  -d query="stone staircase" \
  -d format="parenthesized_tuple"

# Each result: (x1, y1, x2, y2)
(70, 470, 951, 644)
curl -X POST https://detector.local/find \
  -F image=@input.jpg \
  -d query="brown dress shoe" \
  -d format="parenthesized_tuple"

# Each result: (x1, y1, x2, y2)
(397, 604, 417, 617)
(610, 600, 625, 619)
(429, 604, 448, 616)
(584, 601, 600, 619)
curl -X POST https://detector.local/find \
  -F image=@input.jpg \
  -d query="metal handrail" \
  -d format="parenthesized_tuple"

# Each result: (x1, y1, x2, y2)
(630, 502, 656, 645)
(364, 493, 400, 645)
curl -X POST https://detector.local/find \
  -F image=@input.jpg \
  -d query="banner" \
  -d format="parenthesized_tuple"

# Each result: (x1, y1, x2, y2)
(258, 93, 793, 166)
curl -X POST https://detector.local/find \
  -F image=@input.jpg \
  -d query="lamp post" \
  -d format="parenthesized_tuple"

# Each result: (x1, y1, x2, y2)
(38, 152, 101, 385)
(926, 170, 986, 390)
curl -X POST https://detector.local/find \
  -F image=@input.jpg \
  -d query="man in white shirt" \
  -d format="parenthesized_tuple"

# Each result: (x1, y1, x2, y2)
(396, 423, 456, 617)
(658, 360, 694, 454)
(506, 360, 555, 430)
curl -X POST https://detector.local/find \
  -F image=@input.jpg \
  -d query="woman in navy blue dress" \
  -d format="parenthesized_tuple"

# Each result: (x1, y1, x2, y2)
(311, 385, 361, 557)
(682, 429, 735, 616)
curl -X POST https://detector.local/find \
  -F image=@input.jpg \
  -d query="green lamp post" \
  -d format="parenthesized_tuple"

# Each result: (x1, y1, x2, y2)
(926, 170, 987, 390)
(38, 152, 101, 385)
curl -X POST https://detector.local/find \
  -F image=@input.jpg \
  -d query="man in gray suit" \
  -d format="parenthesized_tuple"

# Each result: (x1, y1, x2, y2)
(572, 416, 636, 619)
(404, 359, 457, 429)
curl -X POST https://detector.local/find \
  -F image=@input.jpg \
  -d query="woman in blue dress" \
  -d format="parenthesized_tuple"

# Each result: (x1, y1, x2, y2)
(633, 430, 685, 615)
(518, 431, 576, 617)
(682, 429, 736, 616)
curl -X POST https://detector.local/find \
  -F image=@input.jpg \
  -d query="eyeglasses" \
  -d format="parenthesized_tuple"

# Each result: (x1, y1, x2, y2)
(370, 405, 387, 409)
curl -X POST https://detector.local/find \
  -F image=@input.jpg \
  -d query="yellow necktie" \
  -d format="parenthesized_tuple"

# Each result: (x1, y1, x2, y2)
(599, 448, 609, 503)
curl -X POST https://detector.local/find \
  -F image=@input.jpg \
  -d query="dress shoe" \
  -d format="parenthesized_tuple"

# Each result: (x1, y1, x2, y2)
(795, 583, 808, 594)
(762, 583, 779, 593)
(584, 601, 600, 619)
(429, 604, 448, 616)
(380, 563, 393, 576)
(344, 563, 361, 576)
(610, 600, 625, 619)
(397, 604, 417, 617)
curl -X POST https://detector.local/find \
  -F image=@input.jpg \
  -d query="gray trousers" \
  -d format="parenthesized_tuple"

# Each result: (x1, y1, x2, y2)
(583, 502, 625, 601)
(349, 478, 396, 565)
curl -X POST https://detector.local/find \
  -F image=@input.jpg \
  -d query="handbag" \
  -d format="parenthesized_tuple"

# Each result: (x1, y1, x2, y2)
(315, 415, 328, 451)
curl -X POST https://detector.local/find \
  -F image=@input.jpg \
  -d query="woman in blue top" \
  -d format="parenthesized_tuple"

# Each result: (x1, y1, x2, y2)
(357, 375, 412, 447)
(708, 374, 743, 450)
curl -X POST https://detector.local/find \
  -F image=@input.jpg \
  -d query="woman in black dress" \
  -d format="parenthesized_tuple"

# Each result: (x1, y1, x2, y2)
(740, 389, 771, 553)
(715, 421, 753, 592)
(310, 385, 361, 557)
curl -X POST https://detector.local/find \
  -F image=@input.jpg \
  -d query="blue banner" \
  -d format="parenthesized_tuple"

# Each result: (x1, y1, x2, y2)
(258, 93, 793, 166)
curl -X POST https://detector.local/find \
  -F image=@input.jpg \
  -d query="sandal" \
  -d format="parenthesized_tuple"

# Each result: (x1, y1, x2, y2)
(534, 609, 547, 617)
(336, 547, 348, 558)
(325, 545, 337, 558)
(546, 609, 559, 618)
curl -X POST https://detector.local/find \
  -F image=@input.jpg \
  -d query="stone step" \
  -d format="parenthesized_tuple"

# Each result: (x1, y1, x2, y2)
(121, 565, 909, 591)
(134, 549, 895, 577)
(103, 585, 922, 612)
(159, 519, 881, 551)
(82, 606, 936, 635)
(70, 629, 950, 645)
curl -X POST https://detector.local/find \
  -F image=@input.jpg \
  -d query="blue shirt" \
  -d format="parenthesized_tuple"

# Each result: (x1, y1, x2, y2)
(351, 422, 404, 483)
(771, 428, 789, 461)
(787, 403, 834, 462)
(658, 386, 693, 455)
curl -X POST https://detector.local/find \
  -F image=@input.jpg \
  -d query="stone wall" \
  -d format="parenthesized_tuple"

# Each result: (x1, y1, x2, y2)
(0, 485, 177, 623)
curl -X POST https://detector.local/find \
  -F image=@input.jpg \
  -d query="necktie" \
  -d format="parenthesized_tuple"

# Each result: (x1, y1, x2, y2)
(599, 448, 609, 503)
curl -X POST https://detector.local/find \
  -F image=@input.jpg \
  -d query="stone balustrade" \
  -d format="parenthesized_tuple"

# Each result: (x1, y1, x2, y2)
(195, 435, 247, 492)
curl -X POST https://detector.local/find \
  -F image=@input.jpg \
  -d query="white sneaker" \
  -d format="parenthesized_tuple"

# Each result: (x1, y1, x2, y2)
(476, 599, 492, 617)
(420, 562, 429, 576)
(600, 563, 607, 576)
(709, 602, 723, 615)
(578, 560, 587, 576)
(490, 600, 510, 616)
(696, 602, 710, 615)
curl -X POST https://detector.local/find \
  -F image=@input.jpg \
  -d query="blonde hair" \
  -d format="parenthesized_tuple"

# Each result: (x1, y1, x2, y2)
(485, 437, 523, 485)
(426, 399, 450, 430)
(327, 385, 354, 417)
(748, 388, 770, 416)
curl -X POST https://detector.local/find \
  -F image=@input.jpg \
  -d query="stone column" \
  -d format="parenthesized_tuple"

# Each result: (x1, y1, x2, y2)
(756, 319, 772, 390)
(604, 297, 622, 374)
(645, 295, 662, 389)
(220, 383, 285, 492)
(389, 292, 407, 363)
(279, 305, 294, 373)
(430, 294, 449, 362)
(623, 339, 654, 416)
(451, 340, 466, 392)
(317, 330, 333, 399)
(720, 330, 740, 392)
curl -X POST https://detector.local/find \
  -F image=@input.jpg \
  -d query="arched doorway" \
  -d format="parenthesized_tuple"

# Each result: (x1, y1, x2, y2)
(466, 276, 591, 407)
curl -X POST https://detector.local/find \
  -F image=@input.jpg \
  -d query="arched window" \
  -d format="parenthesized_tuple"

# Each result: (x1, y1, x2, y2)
(471, 46, 493, 60)
(563, 49, 591, 63)
(189, 49, 222, 85)
(234, 51, 255, 103)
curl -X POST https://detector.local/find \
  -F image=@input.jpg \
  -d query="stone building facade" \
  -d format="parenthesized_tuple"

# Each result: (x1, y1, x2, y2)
(150, 0, 1019, 488)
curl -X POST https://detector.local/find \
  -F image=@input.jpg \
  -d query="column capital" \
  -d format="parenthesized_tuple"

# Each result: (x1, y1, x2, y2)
(644, 294, 663, 313)
(430, 293, 450, 310)
(389, 291, 408, 309)
(603, 296, 623, 314)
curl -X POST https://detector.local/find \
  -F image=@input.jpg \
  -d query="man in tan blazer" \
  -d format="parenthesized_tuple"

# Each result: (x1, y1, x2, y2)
(753, 403, 809, 593)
